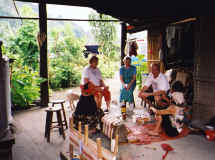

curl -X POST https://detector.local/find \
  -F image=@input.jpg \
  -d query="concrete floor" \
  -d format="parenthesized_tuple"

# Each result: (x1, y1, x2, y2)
(12, 103, 215, 160)
(12, 107, 70, 160)
(11, 75, 215, 160)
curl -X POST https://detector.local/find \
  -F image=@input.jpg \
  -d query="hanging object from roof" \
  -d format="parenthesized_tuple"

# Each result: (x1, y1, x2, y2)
(127, 25, 135, 31)
(83, 45, 100, 58)
(129, 41, 138, 57)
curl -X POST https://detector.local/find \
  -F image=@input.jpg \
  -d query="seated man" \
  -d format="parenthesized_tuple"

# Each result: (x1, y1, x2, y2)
(138, 63, 170, 108)
(149, 81, 186, 137)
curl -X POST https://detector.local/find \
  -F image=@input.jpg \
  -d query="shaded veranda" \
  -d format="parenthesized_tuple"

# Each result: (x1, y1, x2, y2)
(12, 75, 215, 160)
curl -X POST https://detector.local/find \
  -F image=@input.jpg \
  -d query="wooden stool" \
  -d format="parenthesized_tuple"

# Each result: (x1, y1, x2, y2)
(45, 106, 66, 143)
(50, 100, 68, 129)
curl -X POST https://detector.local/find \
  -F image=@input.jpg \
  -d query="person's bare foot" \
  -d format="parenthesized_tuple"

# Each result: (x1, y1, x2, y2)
(148, 130, 160, 136)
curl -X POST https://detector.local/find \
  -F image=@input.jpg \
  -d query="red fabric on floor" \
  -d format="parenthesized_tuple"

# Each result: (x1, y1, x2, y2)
(125, 122, 190, 145)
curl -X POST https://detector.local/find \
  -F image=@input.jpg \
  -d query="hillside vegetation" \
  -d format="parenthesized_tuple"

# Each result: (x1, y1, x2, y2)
(0, 4, 120, 108)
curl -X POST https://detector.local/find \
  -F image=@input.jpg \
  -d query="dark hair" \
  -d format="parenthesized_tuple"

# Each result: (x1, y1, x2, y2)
(152, 63, 160, 71)
(89, 56, 98, 64)
(123, 55, 131, 63)
(171, 81, 184, 92)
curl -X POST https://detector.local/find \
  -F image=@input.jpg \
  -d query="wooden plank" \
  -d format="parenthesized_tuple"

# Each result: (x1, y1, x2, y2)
(193, 17, 215, 124)
(147, 29, 165, 73)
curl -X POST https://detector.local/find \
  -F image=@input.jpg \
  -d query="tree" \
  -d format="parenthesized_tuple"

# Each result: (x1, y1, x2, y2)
(0, 21, 15, 43)
(48, 23, 86, 89)
(88, 12, 120, 58)
(5, 5, 41, 108)
(8, 5, 39, 71)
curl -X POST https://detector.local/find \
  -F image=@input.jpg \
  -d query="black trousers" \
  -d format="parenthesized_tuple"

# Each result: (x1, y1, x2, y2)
(161, 115, 179, 137)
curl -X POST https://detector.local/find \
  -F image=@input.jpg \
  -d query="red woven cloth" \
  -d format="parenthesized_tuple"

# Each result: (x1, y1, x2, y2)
(80, 82, 111, 102)
(125, 122, 190, 145)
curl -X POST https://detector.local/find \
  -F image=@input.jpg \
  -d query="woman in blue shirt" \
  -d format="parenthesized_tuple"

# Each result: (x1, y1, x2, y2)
(119, 56, 136, 109)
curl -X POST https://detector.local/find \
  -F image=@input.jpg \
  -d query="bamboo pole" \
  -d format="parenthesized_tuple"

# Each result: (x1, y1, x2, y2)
(114, 134, 119, 155)
(96, 138, 102, 159)
(84, 125, 88, 145)
(70, 117, 74, 129)
(69, 117, 74, 159)
(78, 121, 82, 135)
(69, 143, 73, 159)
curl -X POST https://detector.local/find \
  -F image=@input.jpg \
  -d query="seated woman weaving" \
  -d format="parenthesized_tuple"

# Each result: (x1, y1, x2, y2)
(73, 56, 110, 130)
(81, 55, 111, 111)
(148, 81, 186, 137)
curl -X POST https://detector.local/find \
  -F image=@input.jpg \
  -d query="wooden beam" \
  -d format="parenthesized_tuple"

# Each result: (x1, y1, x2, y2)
(39, 2, 49, 107)
(172, 17, 197, 25)
(0, 16, 119, 22)
(121, 22, 127, 66)
(15, 0, 92, 7)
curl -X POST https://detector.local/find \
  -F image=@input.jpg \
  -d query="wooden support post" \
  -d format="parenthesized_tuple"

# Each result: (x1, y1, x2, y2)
(84, 125, 88, 145)
(121, 22, 127, 66)
(39, 2, 49, 107)
(96, 138, 102, 159)
(0, 41, 2, 58)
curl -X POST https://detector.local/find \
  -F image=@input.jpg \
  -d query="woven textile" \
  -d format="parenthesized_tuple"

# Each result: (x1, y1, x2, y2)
(101, 114, 121, 138)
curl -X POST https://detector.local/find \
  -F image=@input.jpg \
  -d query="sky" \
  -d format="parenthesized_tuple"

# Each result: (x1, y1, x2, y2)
(47, 4, 96, 32)
(9, 1, 97, 32)
(1, 1, 123, 35)
(1, 1, 146, 44)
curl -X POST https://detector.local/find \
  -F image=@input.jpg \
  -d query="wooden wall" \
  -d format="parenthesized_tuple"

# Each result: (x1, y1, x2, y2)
(147, 18, 215, 124)
(147, 29, 165, 73)
(192, 17, 215, 124)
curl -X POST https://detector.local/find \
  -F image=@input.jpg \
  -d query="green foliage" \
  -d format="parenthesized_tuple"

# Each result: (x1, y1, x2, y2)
(0, 21, 15, 43)
(2, 4, 121, 109)
(49, 60, 82, 89)
(8, 6, 39, 71)
(48, 23, 85, 89)
(134, 55, 148, 90)
(87, 12, 120, 79)
(97, 54, 119, 78)
(9, 57, 44, 107)
(88, 12, 120, 58)
(4, 6, 41, 108)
